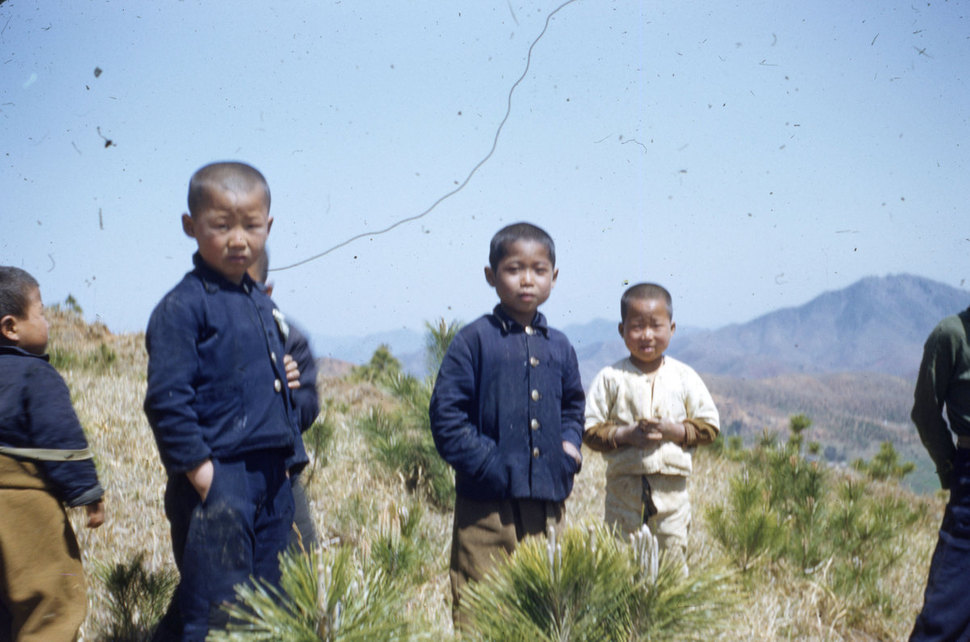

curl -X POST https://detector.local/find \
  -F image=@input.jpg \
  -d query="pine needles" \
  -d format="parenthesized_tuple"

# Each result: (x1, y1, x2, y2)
(461, 522, 738, 641)
(210, 547, 410, 641)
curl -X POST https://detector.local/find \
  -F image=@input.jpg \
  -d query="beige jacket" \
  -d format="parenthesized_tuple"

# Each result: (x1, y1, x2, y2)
(583, 356, 719, 479)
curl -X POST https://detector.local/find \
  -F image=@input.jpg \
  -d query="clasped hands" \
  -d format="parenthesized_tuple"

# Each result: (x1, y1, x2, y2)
(614, 417, 686, 448)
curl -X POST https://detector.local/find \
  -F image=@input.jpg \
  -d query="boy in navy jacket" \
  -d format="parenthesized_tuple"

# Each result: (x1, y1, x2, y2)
(144, 162, 298, 640)
(429, 222, 584, 627)
(0, 266, 105, 641)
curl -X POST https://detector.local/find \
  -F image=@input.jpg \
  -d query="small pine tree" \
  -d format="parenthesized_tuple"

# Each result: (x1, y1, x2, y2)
(853, 441, 917, 481)
(357, 324, 459, 510)
(211, 547, 410, 641)
(424, 318, 461, 376)
(98, 552, 178, 641)
(349, 344, 401, 384)
(461, 522, 737, 641)
(706, 469, 784, 572)
(301, 408, 336, 486)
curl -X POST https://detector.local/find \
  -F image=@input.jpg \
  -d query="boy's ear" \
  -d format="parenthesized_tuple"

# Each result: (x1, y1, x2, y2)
(266, 216, 273, 235)
(181, 213, 196, 239)
(484, 266, 496, 287)
(617, 321, 625, 338)
(551, 267, 559, 288)
(670, 321, 676, 334)
(0, 314, 18, 343)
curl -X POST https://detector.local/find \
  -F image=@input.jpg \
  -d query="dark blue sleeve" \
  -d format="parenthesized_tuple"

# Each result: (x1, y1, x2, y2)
(143, 291, 211, 474)
(27, 364, 103, 506)
(560, 341, 585, 451)
(428, 331, 497, 480)
(286, 322, 320, 433)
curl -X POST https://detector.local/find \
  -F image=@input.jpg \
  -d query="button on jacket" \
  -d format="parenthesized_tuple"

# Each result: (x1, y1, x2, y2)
(429, 306, 585, 502)
(144, 253, 297, 475)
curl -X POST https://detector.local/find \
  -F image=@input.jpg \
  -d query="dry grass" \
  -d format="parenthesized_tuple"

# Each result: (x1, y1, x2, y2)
(40, 308, 941, 640)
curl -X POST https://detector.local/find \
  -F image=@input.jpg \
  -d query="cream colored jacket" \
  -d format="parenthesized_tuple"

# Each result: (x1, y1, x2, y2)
(584, 356, 719, 479)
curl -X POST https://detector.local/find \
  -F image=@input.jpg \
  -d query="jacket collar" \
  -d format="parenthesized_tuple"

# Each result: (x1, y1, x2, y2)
(491, 304, 549, 336)
(0, 345, 50, 361)
(192, 252, 255, 294)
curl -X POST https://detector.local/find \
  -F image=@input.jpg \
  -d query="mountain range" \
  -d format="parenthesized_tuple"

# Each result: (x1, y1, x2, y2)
(313, 273, 969, 382)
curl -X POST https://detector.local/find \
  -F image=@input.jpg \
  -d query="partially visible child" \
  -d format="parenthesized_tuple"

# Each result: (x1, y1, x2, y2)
(144, 162, 298, 640)
(248, 249, 320, 549)
(583, 283, 718, 572)
(429, 222, 585, 627)
(0, 266, 106, 641)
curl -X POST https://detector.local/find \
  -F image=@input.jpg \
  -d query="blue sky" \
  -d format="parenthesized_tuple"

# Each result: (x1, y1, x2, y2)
(3, 0, 968, 339)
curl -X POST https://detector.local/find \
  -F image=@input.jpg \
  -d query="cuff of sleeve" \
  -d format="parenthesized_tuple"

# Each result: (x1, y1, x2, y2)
(67, 484, 104, 508)
(582, 422, 619, 452)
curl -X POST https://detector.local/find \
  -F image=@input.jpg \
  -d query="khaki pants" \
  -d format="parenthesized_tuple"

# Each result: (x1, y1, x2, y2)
(449, 496, 563, 630)
(0, 484, 86, 642)
(605, 473, 690, 573)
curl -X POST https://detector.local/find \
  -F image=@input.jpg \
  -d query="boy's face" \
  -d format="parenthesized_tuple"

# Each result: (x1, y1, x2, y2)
(1, 287, 49, 355)
(619, 296, 675, 372)
(484, 239, 558, 327)
(182, 185, 272, 284)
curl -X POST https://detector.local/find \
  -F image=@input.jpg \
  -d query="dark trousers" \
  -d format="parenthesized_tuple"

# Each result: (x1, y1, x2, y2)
(911, 449, 970, 642)
(155, 451, 294, 641)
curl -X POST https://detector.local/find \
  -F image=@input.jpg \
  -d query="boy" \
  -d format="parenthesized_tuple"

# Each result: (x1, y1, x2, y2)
(909, 306, 970, 641)
(0, 266, 105, 641)
(429, 222, 585, 625)
(144, 162, 298, 640)
(583, 283, 719, 571)
(248, 249, 320, 549)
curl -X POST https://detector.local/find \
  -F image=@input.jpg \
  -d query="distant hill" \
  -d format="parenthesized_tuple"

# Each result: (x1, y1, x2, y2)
(670, 274, 968, 379)
(313, 274, 968, 381)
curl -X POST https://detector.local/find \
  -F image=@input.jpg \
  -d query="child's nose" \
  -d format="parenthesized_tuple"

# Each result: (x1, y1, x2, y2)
(228, 229, 246, 246)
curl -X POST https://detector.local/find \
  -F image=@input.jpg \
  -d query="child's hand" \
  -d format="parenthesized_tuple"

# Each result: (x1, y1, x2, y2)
(639, 418, 686, 445)
(614, 423, 654, 448)
(85, 500, 106, 529)
(187, 459, 214, 502)
(284, 354, 301, 389)
(562, 440, 582, 469)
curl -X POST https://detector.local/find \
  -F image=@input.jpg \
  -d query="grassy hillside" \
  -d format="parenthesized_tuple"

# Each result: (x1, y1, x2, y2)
(44, 306, 942, 640)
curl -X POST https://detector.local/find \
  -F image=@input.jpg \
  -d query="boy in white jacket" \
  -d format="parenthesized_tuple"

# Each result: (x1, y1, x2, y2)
(583, 283, 719, 571)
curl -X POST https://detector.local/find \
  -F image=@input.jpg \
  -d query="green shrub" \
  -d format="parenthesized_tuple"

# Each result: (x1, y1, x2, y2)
(355, 323, 462, 512)
(370, 502, 432, 584)
(97, 552, 178, 641)
(851, 441, 917, 481)
(358, 403, 454, 510)
(706, 469, 784, 572)
(48, 341, 117, 373)
(212, 546, 410, 641)
(301, 407, 337, 486)
(461, 523, 737, 641)
(348, 344, 401, 385)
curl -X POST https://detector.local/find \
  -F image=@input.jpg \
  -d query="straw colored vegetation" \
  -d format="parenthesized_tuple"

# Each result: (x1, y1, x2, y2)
(44, 306, 941, 640)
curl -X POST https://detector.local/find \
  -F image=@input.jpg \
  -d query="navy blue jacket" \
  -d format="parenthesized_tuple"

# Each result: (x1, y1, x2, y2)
(0, 346, 104, 506)
(144, 254, 298, 475)
(429, 307, 585, 502)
